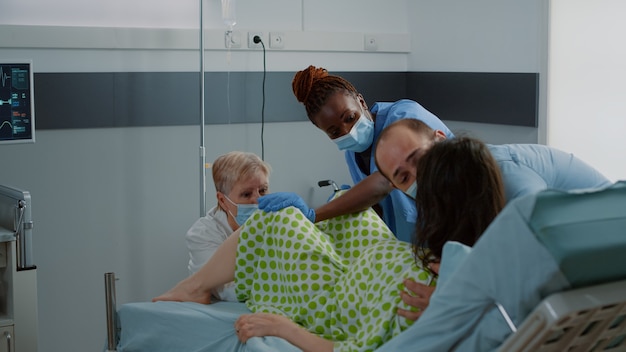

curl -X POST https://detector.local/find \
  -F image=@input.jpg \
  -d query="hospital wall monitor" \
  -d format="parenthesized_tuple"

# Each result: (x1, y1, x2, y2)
(0, 61, 36, 144)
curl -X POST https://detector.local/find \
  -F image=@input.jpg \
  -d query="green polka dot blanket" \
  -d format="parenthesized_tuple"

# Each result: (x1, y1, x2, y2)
(234, 206, 435, 352)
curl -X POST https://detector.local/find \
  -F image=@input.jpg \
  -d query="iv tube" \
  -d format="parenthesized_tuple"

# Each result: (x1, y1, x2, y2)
(222, 0, 235, 124)
(221, 0, 237, 30)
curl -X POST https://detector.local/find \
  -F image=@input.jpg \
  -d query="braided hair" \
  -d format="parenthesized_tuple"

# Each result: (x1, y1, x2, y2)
(292, 65, 359, 121)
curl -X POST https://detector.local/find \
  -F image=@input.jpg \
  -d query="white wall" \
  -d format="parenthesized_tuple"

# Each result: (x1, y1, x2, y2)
(547, 0, 626, 181)
(0, 1, 544, 351)
(407, 0, 547, 144)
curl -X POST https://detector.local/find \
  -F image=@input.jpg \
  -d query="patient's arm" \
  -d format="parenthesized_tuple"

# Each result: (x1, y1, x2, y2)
(152, 227, 240, 304)
(314, 171, 392, 222)
(235, 313, 333, 352)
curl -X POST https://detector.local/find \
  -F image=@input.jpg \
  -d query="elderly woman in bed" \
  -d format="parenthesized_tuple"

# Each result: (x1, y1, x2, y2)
(186, 151, 271, 301)
(154, 137, 505, 352)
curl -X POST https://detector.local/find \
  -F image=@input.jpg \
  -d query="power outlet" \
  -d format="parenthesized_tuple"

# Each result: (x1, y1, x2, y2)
(225, 30, 242, 49)
(269, 32, 285, 49)
(248, 32, 264, 49)
(364, 34, 378, 51)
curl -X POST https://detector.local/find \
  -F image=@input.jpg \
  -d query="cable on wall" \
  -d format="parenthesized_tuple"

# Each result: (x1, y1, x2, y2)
(254, 35, 267, 161)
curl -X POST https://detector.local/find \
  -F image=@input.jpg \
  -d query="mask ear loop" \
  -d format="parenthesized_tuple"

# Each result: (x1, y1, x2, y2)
(221, 194, 241, 224)
(217, 192, 232, 214)
(356, 93, 370, 119)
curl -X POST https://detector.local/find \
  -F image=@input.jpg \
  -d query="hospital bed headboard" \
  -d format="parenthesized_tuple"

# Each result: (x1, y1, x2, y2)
(499, 181, 626, 351)
(529, 181, 626, 288)
(0, 184, 36, 270)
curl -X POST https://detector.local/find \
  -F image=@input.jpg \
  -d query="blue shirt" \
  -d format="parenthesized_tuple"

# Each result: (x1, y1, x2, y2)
(488, 144, 612, 202)
(344, 99, 454, 243)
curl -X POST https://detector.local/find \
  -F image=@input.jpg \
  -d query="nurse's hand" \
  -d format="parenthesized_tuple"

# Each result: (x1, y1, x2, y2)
(258, 192, 316, 223)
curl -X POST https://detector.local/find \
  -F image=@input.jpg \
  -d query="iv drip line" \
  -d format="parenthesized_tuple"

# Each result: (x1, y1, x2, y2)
(226, 70, 232, 125)
(199, 0, 207, 217)
(222, 0, 236, 128)
(225, 31, 232, 125)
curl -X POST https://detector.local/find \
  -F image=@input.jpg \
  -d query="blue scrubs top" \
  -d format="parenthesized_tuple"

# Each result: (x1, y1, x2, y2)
(488, 144, 612, 202)
(344, 99, 454, 243)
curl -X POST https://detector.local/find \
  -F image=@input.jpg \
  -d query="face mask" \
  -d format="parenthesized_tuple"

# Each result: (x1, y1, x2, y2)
(332, 114, 375, 153)
(404, 181, 418, 199)
(224, 195, 258, 226)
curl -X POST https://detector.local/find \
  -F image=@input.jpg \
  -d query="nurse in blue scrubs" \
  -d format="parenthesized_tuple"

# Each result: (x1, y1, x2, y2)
(259, 65, 454, 243)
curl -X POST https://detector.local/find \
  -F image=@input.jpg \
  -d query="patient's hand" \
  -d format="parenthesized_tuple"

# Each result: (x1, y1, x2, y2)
(397, 263, 440, 321)
(235, 313, 333, 351)
(235, 312, 295, 343)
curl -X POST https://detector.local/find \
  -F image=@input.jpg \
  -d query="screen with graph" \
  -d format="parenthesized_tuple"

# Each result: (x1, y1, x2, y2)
(0, 61, 35, 144)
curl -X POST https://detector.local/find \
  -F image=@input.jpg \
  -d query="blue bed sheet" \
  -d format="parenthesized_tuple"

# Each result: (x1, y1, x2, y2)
(115, 301, 301, 352)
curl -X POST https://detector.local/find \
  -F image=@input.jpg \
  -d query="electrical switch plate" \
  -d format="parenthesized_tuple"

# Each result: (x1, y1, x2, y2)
(248, 31, 264, 49)
(225, 30, 242, 49)
(364, 34, 378, 51)
(269, 32, 285, 49)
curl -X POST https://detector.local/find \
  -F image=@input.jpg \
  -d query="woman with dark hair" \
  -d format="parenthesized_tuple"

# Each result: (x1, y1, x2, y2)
(153, 137, 504, 352)
(413, 137, 506, 270)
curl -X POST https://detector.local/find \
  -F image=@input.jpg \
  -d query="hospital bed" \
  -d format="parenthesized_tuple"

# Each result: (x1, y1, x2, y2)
(104, 181, 626, 351)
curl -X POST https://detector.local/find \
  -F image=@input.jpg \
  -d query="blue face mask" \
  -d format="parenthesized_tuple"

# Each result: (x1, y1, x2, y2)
(332, 114, 375, 153)
(225, 195, 258, 226)
(404, 181, 418, 199)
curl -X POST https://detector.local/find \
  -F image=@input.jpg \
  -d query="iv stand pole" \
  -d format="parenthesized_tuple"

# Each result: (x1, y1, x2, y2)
(199, 0, 207, 217)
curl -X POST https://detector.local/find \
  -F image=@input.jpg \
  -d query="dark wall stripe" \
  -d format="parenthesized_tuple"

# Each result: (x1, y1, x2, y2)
(34, 71, 538, 130)
(406, 72, 539, 127)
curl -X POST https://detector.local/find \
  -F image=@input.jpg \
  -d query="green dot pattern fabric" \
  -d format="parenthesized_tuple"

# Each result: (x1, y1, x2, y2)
(234, 206, 435, 352)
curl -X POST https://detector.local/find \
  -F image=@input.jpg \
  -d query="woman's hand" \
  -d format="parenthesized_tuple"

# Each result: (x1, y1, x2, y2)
(235, 312, 293, 343)
(397, 279, 435, 321)
(397, 263, 440, 321)
(235, 312, 333, 352)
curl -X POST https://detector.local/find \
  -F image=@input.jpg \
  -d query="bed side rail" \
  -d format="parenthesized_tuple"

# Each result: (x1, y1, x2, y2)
(105, 272, 118, 352)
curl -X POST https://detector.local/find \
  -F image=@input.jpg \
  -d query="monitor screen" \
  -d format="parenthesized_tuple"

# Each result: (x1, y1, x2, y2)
(0, 61, 35, 144)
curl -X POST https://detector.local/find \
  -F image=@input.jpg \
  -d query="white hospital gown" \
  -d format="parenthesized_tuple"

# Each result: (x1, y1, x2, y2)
(234, 206, 435, 352)
(186, 206, 238, 301)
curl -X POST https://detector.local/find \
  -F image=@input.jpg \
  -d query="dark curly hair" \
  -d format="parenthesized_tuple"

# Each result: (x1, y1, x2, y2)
(292, 65, 359, 121)
(413, 137, 505, 271)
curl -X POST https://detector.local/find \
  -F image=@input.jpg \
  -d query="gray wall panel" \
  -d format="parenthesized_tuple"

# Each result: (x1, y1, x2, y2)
(34, 71, 538, 129)
(114, 72, 199, 127)
(406, 72, 538, 127)
(36, 73, 116, 129)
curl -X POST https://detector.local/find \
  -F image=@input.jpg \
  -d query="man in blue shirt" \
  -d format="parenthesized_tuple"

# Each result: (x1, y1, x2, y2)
(375, 118, 611, 203)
